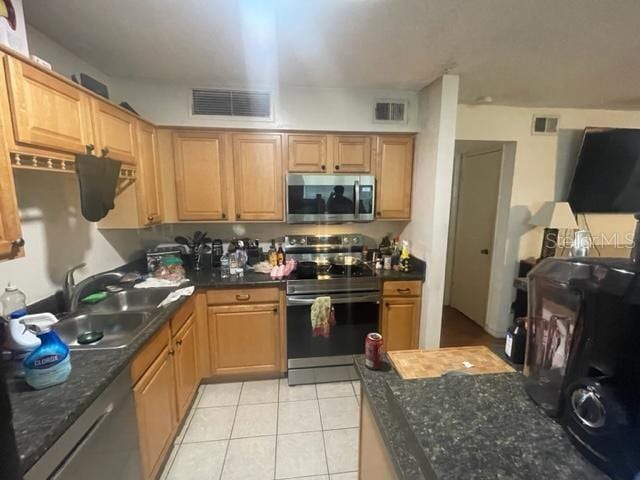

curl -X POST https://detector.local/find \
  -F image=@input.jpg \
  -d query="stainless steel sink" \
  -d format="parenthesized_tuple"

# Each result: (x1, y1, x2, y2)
(55, 311, 153, 350)
(87, 287, 175, 313)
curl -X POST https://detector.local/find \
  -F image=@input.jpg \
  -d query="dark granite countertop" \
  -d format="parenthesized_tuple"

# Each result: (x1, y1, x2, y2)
(9, 267, 423, 474)
(354, 355, 608, 480)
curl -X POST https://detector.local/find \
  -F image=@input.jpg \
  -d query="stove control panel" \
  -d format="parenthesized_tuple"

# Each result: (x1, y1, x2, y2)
(284, 234, 364, 252)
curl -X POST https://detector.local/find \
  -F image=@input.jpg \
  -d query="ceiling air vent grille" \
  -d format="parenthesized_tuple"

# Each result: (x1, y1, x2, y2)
(192, 89, 272, 118)
(532, 115, 559, 135)
(374, 100, 407, 123)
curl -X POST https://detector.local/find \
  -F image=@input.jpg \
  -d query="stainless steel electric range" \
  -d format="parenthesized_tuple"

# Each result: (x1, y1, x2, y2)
(284, 234, 380, 385)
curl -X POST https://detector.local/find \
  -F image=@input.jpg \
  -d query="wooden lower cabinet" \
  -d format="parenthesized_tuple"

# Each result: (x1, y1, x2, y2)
(208, 302, 282, 376)
(133, 345, 177, 480)
(173, 314, 199, 419)
(359, 394, 399, 480)
(381, 281, 422, 351)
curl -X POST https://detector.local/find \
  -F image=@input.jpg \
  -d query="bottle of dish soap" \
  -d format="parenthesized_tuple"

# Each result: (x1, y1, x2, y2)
(20, 313, 71, 390)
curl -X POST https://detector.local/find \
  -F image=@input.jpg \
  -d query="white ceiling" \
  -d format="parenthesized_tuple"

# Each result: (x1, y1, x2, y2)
(23, 0, 640, 109)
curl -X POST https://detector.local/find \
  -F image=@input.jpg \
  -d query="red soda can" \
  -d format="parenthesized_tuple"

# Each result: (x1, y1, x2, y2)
(365, 333, 383, 370)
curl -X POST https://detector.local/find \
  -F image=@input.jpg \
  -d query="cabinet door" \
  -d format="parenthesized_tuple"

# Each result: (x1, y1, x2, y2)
(375, 135, 414, 219)
(286, 134, 328, 172)
(136, 122, 162, 225)
(208, 303, 281, 375)
(134, 347, 177, 480)
(232, 133, 283, 221)
(333, 135, 372, 173)
(0, 140, 22, 261)
(91, 98, 138, 164)
(174, 131, 228, 221)
(381, 297, 420, 352)
(4, 56, 94, 155)
(173, 315, 198, 418)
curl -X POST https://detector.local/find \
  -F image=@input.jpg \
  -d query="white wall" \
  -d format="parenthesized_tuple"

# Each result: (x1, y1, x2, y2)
(401, 75, 459, 348)
(456, 104, 640, 336)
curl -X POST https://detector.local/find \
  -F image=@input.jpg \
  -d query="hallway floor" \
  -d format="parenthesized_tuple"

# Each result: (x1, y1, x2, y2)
(160, 379, 360, 480)
(440, 306, 502, 348)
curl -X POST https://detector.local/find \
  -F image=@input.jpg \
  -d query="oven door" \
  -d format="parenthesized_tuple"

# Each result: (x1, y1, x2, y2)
(286, 292, 380, 362)
(286, 174, 375, 223)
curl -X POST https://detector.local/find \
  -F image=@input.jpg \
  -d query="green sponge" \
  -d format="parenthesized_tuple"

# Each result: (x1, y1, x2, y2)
(80, 291, 108, 304)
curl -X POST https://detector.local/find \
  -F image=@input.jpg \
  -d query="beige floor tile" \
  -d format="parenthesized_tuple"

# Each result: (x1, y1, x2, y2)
(324, 429, 359, 474)
(319, 396, 360, 430)
(221, 436, 276, 480)
(239, 379, 279, 404)
(278, 399, 322, 434)
(331, 472, 358, 480)
(167, 440, 227, 480)
(275, 431, 328, 479)
(316, 382, 356, 399)
(158, 444, 179, 480)
(183, 406, 236, 443)
(231, 403, 278, 438)
(279, 378, 317, 402)
(351, 381, 361, 396)
(174, 404, 196, 444)
(199, 382, 242, 407)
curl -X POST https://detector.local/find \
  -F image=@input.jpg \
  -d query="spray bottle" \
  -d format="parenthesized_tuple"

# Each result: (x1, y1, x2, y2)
(20, 313, 71, 390)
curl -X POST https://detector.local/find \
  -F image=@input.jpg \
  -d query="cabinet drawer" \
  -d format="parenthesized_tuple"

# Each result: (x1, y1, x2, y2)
(131, 323, 171, 385)
(207, 287, 279, 305)
(382, 281, 422, 297)
(170, 295, 195, 336)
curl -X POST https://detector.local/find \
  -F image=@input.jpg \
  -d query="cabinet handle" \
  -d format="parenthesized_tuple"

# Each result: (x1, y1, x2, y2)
(85, 144, 95, 154)
(321, 164, 326, 171)
(176, 340, 183, 346)
(236, 294, 250, 301)
(376, 211, 381, 216)
(334, 164, 340, 170)
(273, 307, 278, 313)
(12, 238, 25, 248)
(101, 147, 109, 157)
(397, 288, 411, 294)
(222, 213, 226, 219)
(168, 350, 175, 356)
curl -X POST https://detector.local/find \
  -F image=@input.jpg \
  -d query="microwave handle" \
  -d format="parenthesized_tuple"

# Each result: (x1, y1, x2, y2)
(354, 180, 360, 218)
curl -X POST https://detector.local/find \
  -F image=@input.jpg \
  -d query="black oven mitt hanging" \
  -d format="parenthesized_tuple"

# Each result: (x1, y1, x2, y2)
(75, 153, 122, 222)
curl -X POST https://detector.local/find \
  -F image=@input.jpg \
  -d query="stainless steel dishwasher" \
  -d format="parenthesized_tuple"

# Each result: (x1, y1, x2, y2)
(25, 368, 141, 480)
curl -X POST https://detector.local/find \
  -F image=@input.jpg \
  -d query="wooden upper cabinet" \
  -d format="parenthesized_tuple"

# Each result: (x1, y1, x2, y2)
(136, 122, 163, 225)
(286, 134, 328, 172)
(376, 135, 414, 219)
(90, 98, 137, 164)
(4, 56, 94, 155)
(232, 133, 283, 221)
(173, 131, 228, 221)
(0, 133, 23, 261)
(333, 135, 373, 173)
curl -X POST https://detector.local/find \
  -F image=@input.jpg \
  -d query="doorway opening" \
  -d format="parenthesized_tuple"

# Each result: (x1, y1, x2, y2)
(441, 140, 514, 348)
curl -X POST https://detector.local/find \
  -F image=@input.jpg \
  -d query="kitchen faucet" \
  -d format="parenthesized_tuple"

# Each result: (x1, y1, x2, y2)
(62, 263, 125, 312)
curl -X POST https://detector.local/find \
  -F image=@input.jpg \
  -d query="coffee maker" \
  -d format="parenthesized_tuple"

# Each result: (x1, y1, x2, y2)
(525, 256, 640, 479)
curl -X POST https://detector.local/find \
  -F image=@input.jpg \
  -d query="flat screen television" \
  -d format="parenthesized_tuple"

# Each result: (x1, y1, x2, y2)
(568, 127, 640, 213)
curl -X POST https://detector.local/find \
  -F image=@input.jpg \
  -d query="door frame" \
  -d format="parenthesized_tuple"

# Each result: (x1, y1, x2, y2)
(445, 141, 516, 336)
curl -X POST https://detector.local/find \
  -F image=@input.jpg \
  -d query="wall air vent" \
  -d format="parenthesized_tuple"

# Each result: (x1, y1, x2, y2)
(192, 89, 272, 119)
(532, 115, 559, 135)
(374, 100, 408, 123)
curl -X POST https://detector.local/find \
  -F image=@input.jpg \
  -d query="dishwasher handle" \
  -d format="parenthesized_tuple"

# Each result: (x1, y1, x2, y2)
(51, 403, 114, 479)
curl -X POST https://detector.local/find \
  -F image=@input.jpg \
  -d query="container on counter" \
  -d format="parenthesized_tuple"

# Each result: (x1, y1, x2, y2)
(0, 284, 27, 319)
(383, 255, 392, 270)
(365, 332, 384, 370)
(505, 317, 527, 364)
(220, 253, 230, 279)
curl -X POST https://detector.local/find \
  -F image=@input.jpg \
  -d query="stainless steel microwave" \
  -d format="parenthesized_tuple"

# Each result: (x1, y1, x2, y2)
(286, 174, 375, 223)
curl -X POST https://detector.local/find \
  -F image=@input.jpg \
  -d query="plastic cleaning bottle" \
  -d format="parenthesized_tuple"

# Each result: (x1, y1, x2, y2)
(20, 313, 71, 390)
(0, 283, 27, 319)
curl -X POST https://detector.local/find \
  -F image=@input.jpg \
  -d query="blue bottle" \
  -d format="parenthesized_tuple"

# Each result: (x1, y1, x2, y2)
(20, 313, 72, 390)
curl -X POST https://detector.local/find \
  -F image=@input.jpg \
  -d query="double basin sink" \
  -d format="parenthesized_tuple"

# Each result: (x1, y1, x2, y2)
(54, 288, 176, 351)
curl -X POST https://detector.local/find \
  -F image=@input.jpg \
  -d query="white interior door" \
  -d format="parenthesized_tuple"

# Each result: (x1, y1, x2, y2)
(450, 150, 502, 326)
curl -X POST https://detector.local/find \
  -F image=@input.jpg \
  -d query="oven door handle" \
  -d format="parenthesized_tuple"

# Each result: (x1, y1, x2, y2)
(286, 293, 380, 306)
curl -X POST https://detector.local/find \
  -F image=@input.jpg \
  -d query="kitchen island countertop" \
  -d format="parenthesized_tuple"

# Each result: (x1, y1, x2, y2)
(354, 355, 608, 479)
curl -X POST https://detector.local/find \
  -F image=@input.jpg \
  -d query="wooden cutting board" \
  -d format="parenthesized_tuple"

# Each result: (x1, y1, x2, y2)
(387, 346, 514, 379)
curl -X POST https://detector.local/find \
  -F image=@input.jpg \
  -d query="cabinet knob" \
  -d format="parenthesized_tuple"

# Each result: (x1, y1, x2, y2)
(85, 144, 95, 154)
(168, 350, 175, 356)
(334, 165, 340, 170)
(176, 340, 183, 346)
(236, 214, 241, 220)
(321, 164, 326, 171)
(101, 147, 109, 157)
(222, 213, 226, 219)
(376, 211, 381, 216)
(273, 307, 278, 313)
(385, 302, 390, 308)
(12, 238, 25, 248)
(147, 215, 154, 222)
